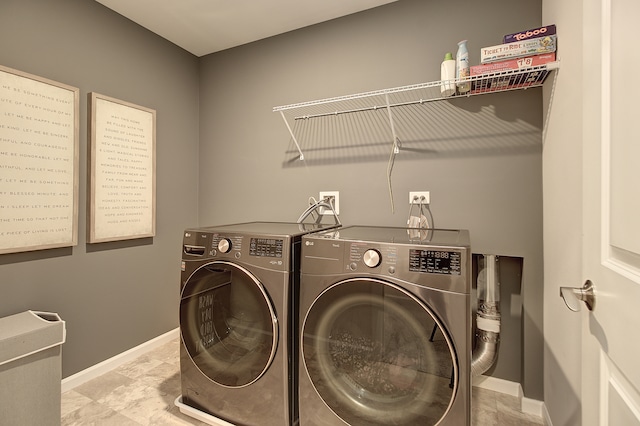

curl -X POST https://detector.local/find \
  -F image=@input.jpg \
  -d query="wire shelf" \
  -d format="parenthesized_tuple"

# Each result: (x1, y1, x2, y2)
(272, 61, 559, 213)
(273, 61, 559, 161)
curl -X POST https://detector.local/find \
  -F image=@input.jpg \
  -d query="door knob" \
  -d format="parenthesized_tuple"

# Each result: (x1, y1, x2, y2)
(560, 280, 595, 312)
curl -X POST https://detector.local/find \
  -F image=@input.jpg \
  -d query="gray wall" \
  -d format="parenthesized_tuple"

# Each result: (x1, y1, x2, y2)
(0, 0, 199, 377)
(0, 0, 547, 400)
(198, 0, 545, 399)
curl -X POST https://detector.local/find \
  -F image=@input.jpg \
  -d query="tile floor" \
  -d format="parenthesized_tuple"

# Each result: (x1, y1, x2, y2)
(61, 338, 546, 426)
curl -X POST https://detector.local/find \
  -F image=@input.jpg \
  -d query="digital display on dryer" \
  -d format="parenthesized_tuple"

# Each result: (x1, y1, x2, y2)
(250, 238, 284, 257)
(409, 249, 461, 275)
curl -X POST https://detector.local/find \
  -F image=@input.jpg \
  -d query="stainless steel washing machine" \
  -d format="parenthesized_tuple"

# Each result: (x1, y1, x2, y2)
(179, 222, 339, 426)
(298, 226, 471, 425)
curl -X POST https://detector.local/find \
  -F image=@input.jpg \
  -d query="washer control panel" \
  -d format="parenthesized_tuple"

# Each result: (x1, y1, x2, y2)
(347, 242, 461, 276)
(362, 249, 381, 268)
(348, 243, 398, 272)
(409, 249, 461, 275)
(301, 226, 470, 293)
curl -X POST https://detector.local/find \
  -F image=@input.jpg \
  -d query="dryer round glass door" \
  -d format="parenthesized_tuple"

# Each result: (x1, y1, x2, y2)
(302, 278, 457, 425)
(180, 261, 278, 388)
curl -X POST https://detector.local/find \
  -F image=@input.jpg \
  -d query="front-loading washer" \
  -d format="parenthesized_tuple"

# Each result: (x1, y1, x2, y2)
(178, 221, 339, 426)
(298, 226, 471, 425)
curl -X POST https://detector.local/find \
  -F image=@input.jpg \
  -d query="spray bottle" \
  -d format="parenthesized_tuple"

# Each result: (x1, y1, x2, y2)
(456, 40, 470, 94)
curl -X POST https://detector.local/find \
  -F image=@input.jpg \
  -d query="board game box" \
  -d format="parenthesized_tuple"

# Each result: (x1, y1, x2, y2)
(480, 35, 556, 64)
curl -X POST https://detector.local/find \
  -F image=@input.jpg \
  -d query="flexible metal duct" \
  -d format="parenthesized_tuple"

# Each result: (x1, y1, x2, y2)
(472, 254, 501, 377)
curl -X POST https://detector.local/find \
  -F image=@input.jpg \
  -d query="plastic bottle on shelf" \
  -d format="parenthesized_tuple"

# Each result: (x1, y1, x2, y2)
(456, 40, 470, 94)
(440, 52, 456, 97)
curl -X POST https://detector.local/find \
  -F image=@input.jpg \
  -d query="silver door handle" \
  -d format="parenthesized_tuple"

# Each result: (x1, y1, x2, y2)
(560, 280, 595, 312)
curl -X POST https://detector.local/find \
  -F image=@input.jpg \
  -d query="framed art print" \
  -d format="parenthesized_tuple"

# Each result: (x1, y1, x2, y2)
(0, 65, 79, 254)
(88, 92, 156, 243)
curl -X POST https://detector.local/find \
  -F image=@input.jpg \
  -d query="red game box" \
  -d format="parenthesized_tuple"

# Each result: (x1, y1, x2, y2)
(471, 53, 556, 76)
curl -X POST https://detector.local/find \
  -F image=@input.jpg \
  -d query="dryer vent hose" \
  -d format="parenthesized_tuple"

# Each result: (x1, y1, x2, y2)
(472, 254, 501, 377)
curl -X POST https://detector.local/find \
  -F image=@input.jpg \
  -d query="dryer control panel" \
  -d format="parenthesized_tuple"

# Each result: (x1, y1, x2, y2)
(182, 229, 293, 273)
(250, 238, 284, 258)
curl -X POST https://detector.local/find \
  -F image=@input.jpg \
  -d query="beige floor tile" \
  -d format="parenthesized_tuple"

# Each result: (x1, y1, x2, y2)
(115, 354, 165, 380)
(60, 390, 94, 418)
(73, 371, 135, 402)
(61, 338, 545, 425)
(61, 400, 142, 426)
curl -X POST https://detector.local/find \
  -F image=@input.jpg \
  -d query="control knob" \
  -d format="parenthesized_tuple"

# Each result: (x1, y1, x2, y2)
(363, 249, 381, 268)
(218, 238, 232, 253)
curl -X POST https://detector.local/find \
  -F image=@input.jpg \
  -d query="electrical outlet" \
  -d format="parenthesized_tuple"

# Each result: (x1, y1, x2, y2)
(319, 191, 340, 215)
(409, 191, 430, 204)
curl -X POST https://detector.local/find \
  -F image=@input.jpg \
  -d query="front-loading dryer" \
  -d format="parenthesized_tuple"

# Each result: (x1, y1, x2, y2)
(178, 222, 339, 426)
(298, 226, 471, 425)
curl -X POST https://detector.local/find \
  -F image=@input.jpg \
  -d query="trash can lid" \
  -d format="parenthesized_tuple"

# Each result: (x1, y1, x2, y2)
(0, 311, 66, 366)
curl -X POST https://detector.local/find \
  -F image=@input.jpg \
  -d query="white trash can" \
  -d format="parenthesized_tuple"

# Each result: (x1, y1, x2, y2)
(0, 310, 66, 426)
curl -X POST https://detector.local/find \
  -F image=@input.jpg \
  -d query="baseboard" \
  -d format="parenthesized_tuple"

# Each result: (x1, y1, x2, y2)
(61, 328, 179, 393)
(473, 375, 548, 421)
(522, 396, 549, 420)
(473, 374, 523, 398)
(540, 400, 553, 426)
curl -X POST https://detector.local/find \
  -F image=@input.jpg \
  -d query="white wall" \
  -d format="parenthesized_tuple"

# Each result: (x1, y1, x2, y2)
(542, 0, 584, 423)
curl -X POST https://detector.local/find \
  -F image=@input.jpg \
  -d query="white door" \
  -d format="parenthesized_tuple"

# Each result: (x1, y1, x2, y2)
(581, 0, 640, 424)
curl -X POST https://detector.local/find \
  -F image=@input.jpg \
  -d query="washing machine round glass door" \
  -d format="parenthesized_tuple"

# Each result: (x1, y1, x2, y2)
(180, 261, 278, 388)
(302, 278, 457, 425)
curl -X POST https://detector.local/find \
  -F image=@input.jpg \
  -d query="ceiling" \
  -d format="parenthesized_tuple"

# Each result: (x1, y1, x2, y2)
(95, 0, 399, 57)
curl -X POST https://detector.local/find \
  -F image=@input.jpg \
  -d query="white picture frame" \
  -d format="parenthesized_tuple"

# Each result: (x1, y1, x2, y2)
(88, 92, 156, 243)
(0, 65, 79, 254)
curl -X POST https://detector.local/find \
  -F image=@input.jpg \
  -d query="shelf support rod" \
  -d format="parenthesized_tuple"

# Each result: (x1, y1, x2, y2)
(385, 93, 400, 154)
(279, 110, 304, 160)
(385, 93, 400, 213)
(542, 64, 560, 144)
